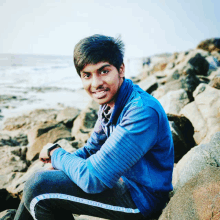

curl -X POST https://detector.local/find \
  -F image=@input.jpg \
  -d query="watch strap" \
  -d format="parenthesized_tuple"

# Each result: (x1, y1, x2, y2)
(47, 143, 61, 157)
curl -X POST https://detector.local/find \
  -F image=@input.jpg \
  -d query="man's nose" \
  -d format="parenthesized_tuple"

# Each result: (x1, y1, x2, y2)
(91, 75, 103, 88)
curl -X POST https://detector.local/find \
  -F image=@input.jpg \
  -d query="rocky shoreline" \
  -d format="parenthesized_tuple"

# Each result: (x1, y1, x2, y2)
(0, 38, 220, 220)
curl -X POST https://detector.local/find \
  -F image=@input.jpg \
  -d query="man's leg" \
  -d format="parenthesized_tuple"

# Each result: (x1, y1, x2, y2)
(15, 169, 145, 220)
(14, 199, 33, 220)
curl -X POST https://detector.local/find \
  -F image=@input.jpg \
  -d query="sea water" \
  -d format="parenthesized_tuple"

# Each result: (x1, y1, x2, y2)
(0, 54, 143, 125)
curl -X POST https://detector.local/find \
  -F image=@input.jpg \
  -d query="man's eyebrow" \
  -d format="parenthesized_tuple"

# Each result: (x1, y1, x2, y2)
(81, 64, 111, 74)
(98, 64, 111, 71)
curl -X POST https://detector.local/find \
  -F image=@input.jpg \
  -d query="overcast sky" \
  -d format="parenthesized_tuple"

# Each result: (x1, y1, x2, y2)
(0, 0, 219, 58)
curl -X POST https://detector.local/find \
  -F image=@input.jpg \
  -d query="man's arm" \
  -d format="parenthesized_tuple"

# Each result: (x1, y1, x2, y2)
(51, 106, 159, 193)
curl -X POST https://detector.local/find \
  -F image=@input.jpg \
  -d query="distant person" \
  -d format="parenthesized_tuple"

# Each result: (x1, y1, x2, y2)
(143, 57, 151, 66)
(14, 35, 174, 220)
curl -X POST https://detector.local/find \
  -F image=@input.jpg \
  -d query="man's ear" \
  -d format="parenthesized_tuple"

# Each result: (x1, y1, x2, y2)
(119, 63, 125, 78)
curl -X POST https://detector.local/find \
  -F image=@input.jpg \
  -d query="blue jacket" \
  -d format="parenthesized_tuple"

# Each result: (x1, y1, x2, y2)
(52, 78, 174, 217)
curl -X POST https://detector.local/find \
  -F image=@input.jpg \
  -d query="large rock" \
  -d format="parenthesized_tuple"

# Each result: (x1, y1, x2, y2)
(159, 166, 220, 220)
(137, 75, 158, 94)
(0, 146, 28, 179)
(56, 107, 80, 128)
(180, 84, 220, 144)
(26, 123, 72, 161)
(172, 131, 220, 194)
(0, 146, 28, 209)
(3, 109, 58, 132)
(188, 53, 209, 76)
(71, 100, 99, 143)
(6, 160, 51, 199)
(197, 38, 220, 53)
(0, 131, 28, 147)
(158, 89, 190, 115)
(152, 66, 200, 100)
(27, 122, 62, 146)
(167, 114, 195, 163)
(209, 69, 220, 89)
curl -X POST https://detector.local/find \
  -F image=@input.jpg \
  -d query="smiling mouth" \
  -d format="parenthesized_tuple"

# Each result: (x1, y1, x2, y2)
(92, 89, 108, 99)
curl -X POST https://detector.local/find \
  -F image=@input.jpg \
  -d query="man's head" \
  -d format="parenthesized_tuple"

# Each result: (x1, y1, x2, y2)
(74, 35, 125, 107)
(74, 34, 125, 76)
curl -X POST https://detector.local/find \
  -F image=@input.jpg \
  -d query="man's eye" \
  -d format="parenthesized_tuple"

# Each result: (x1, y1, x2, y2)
(101, 70, 109, 74)
(83, 73, 90, 78)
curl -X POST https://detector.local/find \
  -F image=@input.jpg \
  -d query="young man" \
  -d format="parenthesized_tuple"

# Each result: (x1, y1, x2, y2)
(14, 35, 174, 220)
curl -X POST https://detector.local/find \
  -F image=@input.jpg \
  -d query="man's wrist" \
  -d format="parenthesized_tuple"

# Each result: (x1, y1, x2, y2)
(47, 143, 61, 157)
(49, 147, 60, 157)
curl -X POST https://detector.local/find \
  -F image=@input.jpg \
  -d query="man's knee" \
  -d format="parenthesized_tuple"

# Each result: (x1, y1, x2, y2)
(23, 170, 51, 208)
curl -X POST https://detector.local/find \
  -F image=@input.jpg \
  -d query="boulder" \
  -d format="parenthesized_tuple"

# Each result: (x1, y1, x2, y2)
(197, 38, 220, 53)
(159, 166, 220, 220)
(3, 109, 58, 132)
(0, 133, 20, 147)
(0, 146, 28, 178)
(26, 123, 72, 161)
(56, 107, 80, 128)
(6, 160, 52, 199)
(167, 114, 195, 163)
(27, 122, 62, 146)
(180, 84, 220, 144)
(158, 89, 190, 115)
(208, 69, 220, 89)
(153, 71, 200, 100)
(71, 100, 99, 143)
(0, 146, 28, 203)
(188, 53, 209, 76)
(172, 131, 220, 194)
(137, 75, 158, 94)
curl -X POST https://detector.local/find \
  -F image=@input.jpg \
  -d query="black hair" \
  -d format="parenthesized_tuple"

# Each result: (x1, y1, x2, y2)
(74, 34, 125, 76)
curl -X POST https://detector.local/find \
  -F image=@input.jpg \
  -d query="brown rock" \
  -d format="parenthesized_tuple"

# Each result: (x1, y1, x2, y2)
(6, 160, 51, 199)
(159, 166, 220, 220)
(26, 123, 71, 161)
(56, 107, 80, 127)
(71, 100, 99, 143)
(3, 109, 58, 132)
(197, 38, 220, 53)
(27, 122, 61, 146)
(209, 74, 220, 89)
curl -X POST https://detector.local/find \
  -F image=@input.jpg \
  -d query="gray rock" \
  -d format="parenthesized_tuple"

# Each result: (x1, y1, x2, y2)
(158, 89, 190, 115)
(137, 75, 158, 94)
(188, 53, 209, 76)
(180, 84, 220, 144)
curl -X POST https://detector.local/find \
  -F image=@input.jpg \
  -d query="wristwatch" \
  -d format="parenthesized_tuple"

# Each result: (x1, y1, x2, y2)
(47, 143, 61, 157)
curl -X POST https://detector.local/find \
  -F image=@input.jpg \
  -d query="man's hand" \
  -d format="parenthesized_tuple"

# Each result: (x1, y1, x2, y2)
(39, 143, 60, 163)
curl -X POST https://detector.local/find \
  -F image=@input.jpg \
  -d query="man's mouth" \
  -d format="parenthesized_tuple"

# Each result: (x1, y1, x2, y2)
(92, 89, 108, 99)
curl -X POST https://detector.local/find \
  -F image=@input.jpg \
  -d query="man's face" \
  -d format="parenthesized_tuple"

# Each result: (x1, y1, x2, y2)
(80, 62, 125, 108)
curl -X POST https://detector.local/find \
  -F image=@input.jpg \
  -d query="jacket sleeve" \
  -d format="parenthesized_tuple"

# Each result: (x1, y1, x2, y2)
(52, 106, 158, 193)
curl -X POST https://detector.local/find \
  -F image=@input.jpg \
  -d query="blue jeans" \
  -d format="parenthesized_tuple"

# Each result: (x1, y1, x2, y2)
(14, 169, 145, 220)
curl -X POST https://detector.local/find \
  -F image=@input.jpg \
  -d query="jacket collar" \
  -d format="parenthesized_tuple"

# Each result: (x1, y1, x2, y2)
(99, 78, 134, 126)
